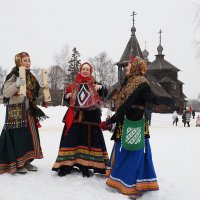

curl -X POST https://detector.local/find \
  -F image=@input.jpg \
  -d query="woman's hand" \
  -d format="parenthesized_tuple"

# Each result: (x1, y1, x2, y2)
(15, 77, 25, 88)
(94, 84, 102, 91)
(99, 121, 113, 131)
(65, 93, 72, 99)
(42, 101, 48, 108)
(99, 121, 109, 130)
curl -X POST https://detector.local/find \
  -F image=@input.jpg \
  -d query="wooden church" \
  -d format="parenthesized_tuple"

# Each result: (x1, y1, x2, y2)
(108, 11, 186, 113)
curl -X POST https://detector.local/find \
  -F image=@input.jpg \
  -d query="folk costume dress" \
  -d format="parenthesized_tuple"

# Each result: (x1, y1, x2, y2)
(0, 67, 47, 173)
(105, 58, 173, 197)
(52, 73, 109, 175)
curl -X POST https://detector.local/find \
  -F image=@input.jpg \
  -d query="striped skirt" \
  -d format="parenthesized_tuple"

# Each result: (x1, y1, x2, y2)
(0, 114, 43, 173)
(52, 123, 109, 174)
(106, 139, 159, 196)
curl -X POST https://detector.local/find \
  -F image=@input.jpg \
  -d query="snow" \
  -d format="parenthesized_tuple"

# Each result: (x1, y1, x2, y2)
(0, 104, 200, 200)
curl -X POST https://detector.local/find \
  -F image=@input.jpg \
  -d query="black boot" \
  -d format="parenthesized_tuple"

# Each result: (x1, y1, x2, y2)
(82, 167, 90, 178)
(58, 166, 72, 177)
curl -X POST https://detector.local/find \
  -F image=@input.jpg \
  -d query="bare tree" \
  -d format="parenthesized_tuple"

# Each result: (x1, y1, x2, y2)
(48, 65, 65, 90)
(89, 52, 117, 87)
(54, 45, 71, 72)
(0, 66, 7, 91)
(54, 45, 72, 102)
(31, 68, 42, 84)
(194, 3, 200, 58)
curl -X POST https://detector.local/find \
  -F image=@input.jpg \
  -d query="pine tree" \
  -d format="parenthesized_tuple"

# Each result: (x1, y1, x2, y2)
(67, 48, 81, 83)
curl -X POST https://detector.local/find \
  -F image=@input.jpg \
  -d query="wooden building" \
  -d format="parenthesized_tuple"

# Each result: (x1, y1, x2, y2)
(107, 12, 186, 113)
(147, 30, 186, 113)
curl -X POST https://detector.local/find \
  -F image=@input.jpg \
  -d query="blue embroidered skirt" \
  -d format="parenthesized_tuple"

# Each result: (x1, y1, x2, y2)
(106, 138, 159, 196)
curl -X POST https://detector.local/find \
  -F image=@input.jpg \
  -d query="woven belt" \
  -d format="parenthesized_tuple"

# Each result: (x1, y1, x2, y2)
(131, 105, 144, 110)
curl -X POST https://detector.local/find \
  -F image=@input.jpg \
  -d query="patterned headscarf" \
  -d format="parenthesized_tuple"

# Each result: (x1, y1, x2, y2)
(15, 52, 30, 67)
(115, 56, 148, 111)
(128, 56, 147, 76)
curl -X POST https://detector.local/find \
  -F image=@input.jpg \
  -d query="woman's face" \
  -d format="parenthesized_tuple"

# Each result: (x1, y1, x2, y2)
(125, 62, 131, 76)
(81, 64, 91, 77)
(21, 56, 31, 70)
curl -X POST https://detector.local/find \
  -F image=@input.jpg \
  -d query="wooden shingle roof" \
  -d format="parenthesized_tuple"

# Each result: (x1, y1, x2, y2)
(145, 74, 172, 98)
(149, 55, 180, 72)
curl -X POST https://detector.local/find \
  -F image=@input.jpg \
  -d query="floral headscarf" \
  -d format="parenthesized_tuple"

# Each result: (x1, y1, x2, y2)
(129, 56, 147, 76)
(15, 52, 30, 67)
(115, 56, 148, 111)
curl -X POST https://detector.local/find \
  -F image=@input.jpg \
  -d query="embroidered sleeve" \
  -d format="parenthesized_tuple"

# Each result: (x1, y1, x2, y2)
(66, 84, 72, 94)
(64, 84, 72, 103)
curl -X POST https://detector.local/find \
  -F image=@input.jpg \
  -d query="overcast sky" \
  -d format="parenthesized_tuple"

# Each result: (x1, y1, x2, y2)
(0, 0, 199, 99)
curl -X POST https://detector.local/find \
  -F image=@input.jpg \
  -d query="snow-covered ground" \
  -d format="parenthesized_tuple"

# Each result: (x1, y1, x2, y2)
(0, 105, 200, 200)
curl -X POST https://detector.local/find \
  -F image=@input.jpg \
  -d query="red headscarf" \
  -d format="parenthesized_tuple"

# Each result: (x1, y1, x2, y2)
(75, 62, 94, 83)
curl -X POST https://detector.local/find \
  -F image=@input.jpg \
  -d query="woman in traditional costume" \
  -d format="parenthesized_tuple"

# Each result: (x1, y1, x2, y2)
(0, 52, 47, 174)
(100, 56, 174, 198)
(52, 62, 109, 177)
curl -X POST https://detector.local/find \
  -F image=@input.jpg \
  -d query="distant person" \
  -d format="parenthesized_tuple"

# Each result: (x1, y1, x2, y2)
(192, 110, 195, 119)
(182, 110, 191, 127)
(172, 111, 178, 126)
(189, 106, 192, 114)
(185, 110, 191, 127)
(196, 115, 200, 127)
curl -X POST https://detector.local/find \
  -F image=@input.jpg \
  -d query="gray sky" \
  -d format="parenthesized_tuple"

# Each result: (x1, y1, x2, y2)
(0, 0, 199, 99)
